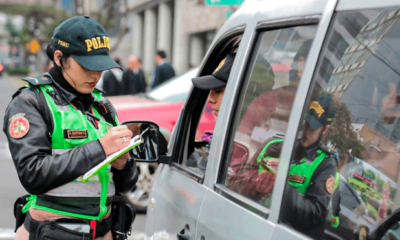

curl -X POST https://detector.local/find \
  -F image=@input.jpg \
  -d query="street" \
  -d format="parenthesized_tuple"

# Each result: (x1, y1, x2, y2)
(0, 74, 146, 240)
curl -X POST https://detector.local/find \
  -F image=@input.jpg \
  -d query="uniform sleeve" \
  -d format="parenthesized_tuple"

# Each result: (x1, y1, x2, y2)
(3, 88, 106, 195)
(280, 157, 337, 230)
(111, 159, 138, 194)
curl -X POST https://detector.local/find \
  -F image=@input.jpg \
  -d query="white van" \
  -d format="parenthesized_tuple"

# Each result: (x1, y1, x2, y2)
(126, 0, 400, 239)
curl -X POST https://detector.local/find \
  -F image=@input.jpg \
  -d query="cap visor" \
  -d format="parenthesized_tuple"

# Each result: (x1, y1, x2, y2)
(72, 54, 122, 72)
(191, 75, 226, 90)
(304, 113, 323, 130)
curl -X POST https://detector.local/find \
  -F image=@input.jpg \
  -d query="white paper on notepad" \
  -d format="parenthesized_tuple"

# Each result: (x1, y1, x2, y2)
(83, 135, 143, 180)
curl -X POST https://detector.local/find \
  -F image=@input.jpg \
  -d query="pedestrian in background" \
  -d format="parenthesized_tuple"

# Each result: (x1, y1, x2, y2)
(150, 50, 175, 89)
(122, 55, 147, 95)
(102, 57, 123, 96)
(4, 16, 138, 240)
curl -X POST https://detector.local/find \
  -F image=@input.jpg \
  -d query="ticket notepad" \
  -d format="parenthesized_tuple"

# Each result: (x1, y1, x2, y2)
(83, 135, 143, 180)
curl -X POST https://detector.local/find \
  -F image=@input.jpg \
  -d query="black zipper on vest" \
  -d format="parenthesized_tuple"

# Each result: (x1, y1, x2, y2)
(75, 101, 99, 129)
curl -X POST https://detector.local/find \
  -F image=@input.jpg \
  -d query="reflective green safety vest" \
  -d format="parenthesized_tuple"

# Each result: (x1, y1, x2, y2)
(257, 139, 339, 195)
(23, 83, 117, 220)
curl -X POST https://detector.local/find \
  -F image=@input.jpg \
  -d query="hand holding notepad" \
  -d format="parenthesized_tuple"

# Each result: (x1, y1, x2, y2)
(83, 134, 144, 180)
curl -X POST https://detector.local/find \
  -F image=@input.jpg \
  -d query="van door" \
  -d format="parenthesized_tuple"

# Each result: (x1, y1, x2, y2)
(145, 32, 244, 239)
(278, 3, 400, 240)
(194, 17, 323, 240)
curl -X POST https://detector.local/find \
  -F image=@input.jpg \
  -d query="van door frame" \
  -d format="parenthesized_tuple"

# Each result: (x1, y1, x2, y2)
(202, 0, 339, 228)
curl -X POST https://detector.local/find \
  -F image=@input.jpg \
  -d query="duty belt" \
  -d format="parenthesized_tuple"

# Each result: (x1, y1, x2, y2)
(24, 212, 111, 240)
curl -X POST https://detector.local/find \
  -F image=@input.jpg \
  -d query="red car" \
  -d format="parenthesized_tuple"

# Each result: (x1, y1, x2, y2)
(108, 68, 216, 139)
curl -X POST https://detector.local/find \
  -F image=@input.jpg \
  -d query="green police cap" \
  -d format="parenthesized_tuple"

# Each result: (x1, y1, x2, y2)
(52, 16, 121, 71)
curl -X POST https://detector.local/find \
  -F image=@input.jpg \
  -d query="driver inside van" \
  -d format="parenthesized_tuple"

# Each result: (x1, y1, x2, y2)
(187, 52, 236, 173)
(188, 50, 275, 175)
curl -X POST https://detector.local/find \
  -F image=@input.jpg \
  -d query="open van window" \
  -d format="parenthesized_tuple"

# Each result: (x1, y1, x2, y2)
(173, 33, 244, 179)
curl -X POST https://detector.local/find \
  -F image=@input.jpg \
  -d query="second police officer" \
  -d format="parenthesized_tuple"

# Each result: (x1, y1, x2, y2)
(258, 93, 340, 239)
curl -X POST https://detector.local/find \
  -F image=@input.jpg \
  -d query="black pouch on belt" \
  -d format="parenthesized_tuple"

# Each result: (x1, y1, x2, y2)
(24, 212, 112, 240)
(111, 195, 136, 240)
(13, 194, 29, 232)
(36, 221, 92, 240)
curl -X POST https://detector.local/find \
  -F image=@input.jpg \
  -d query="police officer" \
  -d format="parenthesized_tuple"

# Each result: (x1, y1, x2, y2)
(4, 16, 138, 240)
(258, 93, 338, 239)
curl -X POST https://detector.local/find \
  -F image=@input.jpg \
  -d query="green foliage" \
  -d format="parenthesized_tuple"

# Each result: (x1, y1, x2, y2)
(360, 193, 367, 202)
(0, 4, 60, 18)
(364, 170, 375, 179)
(42, 14, 72, 40)
(0, 3, 72, 42)
(366, 197, 379, 212)
(5, 20, 20, 39)
(366, 203, 378, 219)
(326, 101, 365, 158)
(6, 66, 31, 75)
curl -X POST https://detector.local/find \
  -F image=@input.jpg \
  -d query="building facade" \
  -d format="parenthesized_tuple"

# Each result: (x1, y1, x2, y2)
(127, 0, 236, 75)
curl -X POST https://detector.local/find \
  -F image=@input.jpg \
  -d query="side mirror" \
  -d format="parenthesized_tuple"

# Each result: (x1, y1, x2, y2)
(122, 121, 168, 162)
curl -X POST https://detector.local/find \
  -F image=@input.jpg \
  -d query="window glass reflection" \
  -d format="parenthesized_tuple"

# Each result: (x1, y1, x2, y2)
(295, 7, 400, 240)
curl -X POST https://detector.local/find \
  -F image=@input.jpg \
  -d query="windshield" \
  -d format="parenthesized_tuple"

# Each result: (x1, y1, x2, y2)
(147, 68, 199, 102)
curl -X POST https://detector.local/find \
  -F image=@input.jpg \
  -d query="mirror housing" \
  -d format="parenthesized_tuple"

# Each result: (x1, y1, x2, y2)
(122, 121, 168, 163)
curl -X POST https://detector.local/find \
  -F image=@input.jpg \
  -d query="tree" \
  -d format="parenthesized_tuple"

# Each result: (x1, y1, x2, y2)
(326, 101, 365, 158)
(92, 0, 130, 53)
(0, 0, 131, 71)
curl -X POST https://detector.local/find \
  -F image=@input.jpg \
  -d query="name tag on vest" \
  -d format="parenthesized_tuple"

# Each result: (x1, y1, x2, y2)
(64, 130, 88, 139)
(288, 174, 305, 184)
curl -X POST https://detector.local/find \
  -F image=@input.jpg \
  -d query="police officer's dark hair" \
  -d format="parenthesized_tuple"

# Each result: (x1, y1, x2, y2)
(46, 43, 71, 70)
(156, 50, 166, 59)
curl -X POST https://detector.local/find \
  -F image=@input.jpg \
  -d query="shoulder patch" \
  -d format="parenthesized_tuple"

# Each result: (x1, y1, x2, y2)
(21, 76, 53, 86)
(9, 113, 30, 139)
(325, 176, 336, 194)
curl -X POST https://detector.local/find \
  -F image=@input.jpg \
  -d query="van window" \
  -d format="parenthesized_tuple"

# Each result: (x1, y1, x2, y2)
(221, 25, 318, 212)
(181, 34, 242, 178)
(280, 7, 400, 240)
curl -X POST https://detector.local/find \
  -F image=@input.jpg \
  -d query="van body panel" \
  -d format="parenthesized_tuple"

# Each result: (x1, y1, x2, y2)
(145, 165, 208, 239)
(271, 225, 311, 240)
(196, 188, 276, 240)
